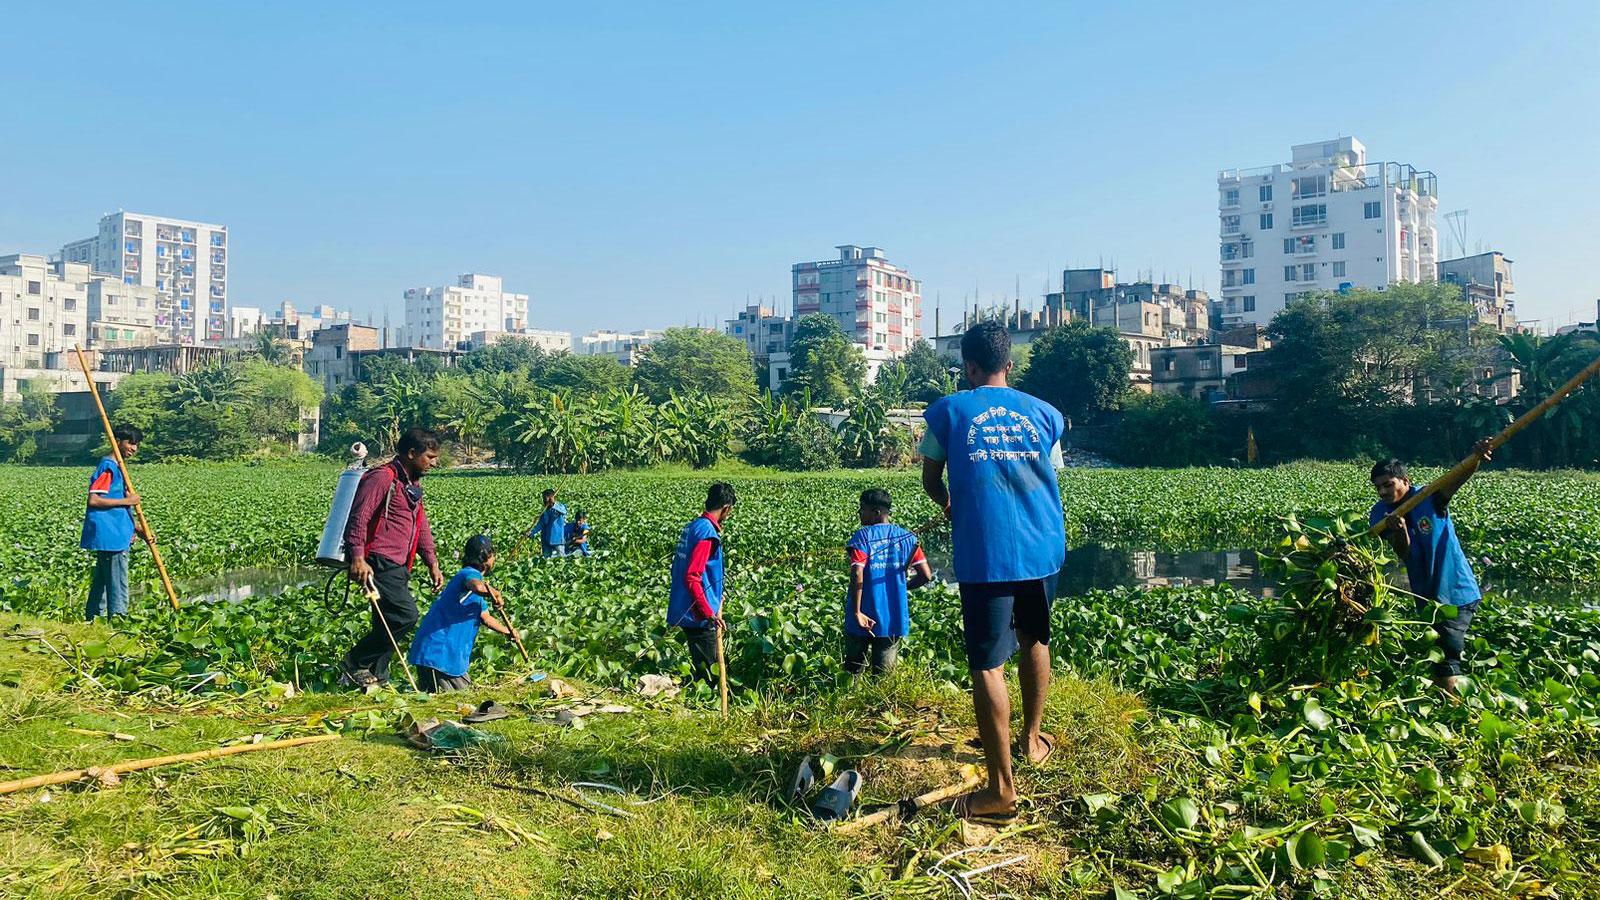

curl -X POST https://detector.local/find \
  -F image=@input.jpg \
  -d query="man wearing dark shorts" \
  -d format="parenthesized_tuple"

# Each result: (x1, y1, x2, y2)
(921, 321, 1067, 821)
(341, 427, 445, 689)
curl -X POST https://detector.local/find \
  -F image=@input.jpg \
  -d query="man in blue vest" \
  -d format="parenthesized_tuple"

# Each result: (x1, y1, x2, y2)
(666, 482, 736, 685)
(82, 424, 146, 621)
(1369, 439, 1493, 694)
(921, 321, 1066, 822)
(844, 488, 934, 675)
(534, 488, 569, 558)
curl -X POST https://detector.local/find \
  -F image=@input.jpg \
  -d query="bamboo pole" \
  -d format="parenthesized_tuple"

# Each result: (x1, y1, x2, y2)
(1370, 352, 1600, 537)
(72, 346, 180, 611)
(0, 734, 339, 796)
(364, 577, 420, 693)
(499, 604, 532, 665)
(835, 774, 983, 834)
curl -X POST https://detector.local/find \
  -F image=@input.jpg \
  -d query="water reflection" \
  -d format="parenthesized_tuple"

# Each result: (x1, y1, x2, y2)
(139, 568, 318, 605)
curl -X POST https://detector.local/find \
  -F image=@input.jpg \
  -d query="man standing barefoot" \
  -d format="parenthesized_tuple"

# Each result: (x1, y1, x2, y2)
(920, 321, 1066, 822)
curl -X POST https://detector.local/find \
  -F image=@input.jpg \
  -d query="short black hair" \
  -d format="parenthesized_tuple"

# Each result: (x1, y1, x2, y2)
(574, 509, 588, 520)
(860, 488, 892, 513)
(112, 424, 143, 444)
(397, 427, 440, 456)
(542, 488, 557, 500)
(705, 482, 736, 511)
(1371, 458, 1409, 482)
(960, 321, 1012, 375)
(462, 533, 494, 570)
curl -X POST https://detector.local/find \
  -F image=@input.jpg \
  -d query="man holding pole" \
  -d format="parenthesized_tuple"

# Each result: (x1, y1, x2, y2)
(920, 321, 1066, 823)
(81, 424, 146, 621)
(666, 482, 735, 686)
(340, 427, 445, 689)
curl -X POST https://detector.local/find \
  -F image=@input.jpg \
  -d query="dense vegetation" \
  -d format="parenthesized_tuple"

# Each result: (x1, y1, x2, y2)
(1, 462, 1597, 896)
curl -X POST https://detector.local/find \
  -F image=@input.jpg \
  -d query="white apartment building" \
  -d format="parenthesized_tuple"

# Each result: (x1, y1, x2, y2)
(580, 329, 664, 366)
(1, 254, 89, 368)
(793, 246, 922, 355)
(87, 276, 160, 349)
(404, 273, 529, 350)
(467, 328, 573, 354)
(1217, 137, 1437, 328)
(61, 211, 228, 344)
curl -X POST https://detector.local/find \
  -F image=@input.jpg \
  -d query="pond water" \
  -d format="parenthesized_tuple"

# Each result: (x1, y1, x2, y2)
(140, 567, 323, 605)
(929, 543, 1597, 609)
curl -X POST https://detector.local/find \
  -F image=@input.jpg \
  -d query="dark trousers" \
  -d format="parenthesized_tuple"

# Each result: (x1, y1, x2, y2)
(843, 634, 901, 676)
(1420, 599, 1478, 679)
(416, 666, 473, 694)
(345, 555, 419, 684)
(679, 627, 721, 686)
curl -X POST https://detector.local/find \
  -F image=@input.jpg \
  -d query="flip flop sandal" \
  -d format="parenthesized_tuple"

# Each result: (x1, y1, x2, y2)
(788, 755, 816, 806)
(1023, 733, 1057, 768)
(464, 700, 510, 723)
(810, 770, 863, 822)
(952, 792, 1019, 825)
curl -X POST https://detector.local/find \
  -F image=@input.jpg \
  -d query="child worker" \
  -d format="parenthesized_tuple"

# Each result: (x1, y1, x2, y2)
(1369, 438, 1494, 695)
(406, 534, 517, 693)
(844, 489, 934, 676)
(81, 424, 146, 621)
(567, 510, 593, 557)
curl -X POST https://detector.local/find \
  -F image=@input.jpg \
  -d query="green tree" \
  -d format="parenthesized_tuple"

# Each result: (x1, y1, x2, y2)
(785, 314, 866, 406)
(1113, 393, 1220, 467)
(460, 337, 549, 375)
(632, 328, 756, 406)
(0, 382, 62, 462)
(539, 353, 631, 396)
(875, 341, 951, 405)
(1015, 322, 1132, 423)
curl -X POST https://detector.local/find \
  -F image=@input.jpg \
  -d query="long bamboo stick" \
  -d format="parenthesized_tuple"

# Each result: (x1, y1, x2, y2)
(1370, 352, 1600, 537)
(72, 346, 180, 611)
(0, 733, 339, 796)
(715, 625, 729, 720)
(364, 577, 420, 693)
(835, 774, 983, 834)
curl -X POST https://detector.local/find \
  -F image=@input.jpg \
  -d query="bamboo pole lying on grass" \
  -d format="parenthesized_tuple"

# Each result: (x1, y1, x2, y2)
(835, 773, 983, 835)
(0, 734, 340, 796)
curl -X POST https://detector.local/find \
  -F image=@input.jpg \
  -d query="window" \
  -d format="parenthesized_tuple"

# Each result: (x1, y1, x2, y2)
(1259, 213, 1274, 230)
(27, 308, 40, 321)
(1292, 203, 1327, 227)
(1285, 292, 1302, 303)
(27, 281, 41, 295)
(1284, 266, 1298, 282)
(1241, 241, 1254, 258)
(1332, 261, 1346, 278)
(26, 334, 39, 347)
(1292, 175, 1327, 199)
(1226, 298, 1237, 313)
(1242, 268, 1255, 285)
(1199, 357, 1213, 372)
(64, 323, 76, 336)
(1332, 232, 1346, 250)
(1300, 264, 1317, 282)
(1259, 185, 1273, 202)
(1221, 215, 1241, 235)
(1222, 188, 1240, 207)
(1364, 201, 1382, 219)
(65, 298, 77, 311)
(1243, 296, 1256, 312)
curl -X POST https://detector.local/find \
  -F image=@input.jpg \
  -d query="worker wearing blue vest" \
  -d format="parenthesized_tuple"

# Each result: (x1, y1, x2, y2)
(666, 482, 736, 685)
(81, 424, 147, 621)
(921, 321, 1066, 823)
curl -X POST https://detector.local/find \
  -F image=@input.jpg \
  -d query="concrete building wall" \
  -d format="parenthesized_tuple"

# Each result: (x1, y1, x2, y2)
(62, 211, 228, 344)
(792, 245, 921, 356)
(405, 273, 529, 350)
(0, 254, 90, 368)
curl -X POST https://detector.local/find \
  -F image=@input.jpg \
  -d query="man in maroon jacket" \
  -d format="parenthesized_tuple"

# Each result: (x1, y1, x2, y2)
(340, 427, 446, 689)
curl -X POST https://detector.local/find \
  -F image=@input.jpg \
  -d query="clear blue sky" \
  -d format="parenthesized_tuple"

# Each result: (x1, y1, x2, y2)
(3, 1, 1596, 333)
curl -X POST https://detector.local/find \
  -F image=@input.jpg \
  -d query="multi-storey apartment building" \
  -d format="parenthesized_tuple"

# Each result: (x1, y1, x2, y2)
(1, 254, 90, 368)
(1044, 268, 1211, 344)
(580, 329, 664, 366)
(792, 246, 921, 356)
(1437, 251, 1517, 332)
(404, 273, 529, 350)
(61, 211, 228, 344)
(1217, 137, 1437, 328)
(86, 276, 160, 349)
(467, 328, 573, 354)
(725, 303, 792, 363)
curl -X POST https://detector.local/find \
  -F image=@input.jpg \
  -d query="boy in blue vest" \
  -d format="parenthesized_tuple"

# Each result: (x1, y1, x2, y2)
(844, 488, 934, 676)
(534, 488, 568, 558)
(666, 482, 735, 685)
(567, 510, 593, 557)
(82, 424, 146, 621)
(1369, 439, 1493, 694)
(407, 534, 515, 693)
(921, 321, 1066, 822)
